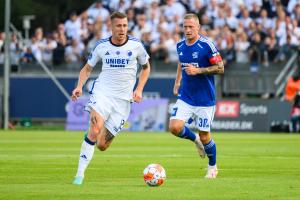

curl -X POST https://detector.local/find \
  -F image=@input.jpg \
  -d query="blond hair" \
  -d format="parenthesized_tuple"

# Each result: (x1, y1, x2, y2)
(184, 13, 200, 25)
(110, 12, 127, 21)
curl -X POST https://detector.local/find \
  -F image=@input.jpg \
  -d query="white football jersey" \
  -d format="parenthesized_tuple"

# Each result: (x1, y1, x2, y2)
(87, 35, 150, 101)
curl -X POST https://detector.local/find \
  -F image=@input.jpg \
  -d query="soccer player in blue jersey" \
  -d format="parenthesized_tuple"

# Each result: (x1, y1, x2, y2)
(169, 13, 224, 179)
(71, 12, 151, 185)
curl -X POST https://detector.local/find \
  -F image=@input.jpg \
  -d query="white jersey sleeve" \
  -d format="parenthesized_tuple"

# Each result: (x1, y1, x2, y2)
(137, 43, 150, 65)
(87, 45, 101, 67)
(87, 38, 109, 67)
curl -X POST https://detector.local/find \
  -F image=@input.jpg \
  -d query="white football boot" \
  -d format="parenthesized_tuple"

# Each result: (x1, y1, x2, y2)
(194, 134, 206, 158)
(205, 165, 218, 179)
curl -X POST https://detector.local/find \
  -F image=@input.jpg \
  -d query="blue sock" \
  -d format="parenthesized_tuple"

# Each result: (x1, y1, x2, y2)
(204, 139, 216, 166)
(177, 126, 196, 142)
(84, 133, 96, 145)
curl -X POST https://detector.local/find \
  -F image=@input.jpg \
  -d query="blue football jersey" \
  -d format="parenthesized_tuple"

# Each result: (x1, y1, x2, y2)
(177, 35, 222, 106)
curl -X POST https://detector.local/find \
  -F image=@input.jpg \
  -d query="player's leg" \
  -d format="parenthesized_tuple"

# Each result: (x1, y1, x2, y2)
(95, 97, 130, 151)
(195, 105, 217, 178)
(73, 109, 105, 185)
(198, 131, 218, 178)
(169, 100, 205, 158)
(96, 127, 115, 151)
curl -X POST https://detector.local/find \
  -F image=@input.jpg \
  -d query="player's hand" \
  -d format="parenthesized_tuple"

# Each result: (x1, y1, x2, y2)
(71, 87, 82, 101)
(133, 89, 143, 103)
(173, 83, 180, 96)
(185, 64, 200, 75)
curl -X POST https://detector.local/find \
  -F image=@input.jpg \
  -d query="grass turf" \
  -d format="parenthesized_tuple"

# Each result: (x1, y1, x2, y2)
(0, 131, 299, 200)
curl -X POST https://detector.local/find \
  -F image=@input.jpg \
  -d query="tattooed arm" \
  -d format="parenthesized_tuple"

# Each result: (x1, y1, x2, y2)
(184, 61, 224, 75)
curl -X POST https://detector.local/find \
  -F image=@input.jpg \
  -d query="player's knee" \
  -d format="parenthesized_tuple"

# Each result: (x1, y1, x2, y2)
(96, 142, 108, 151)
(169, 123, 183, 136)
(199, 132, 211, 144)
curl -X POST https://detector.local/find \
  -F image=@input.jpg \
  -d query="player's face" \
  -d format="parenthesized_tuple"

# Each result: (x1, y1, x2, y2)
(111, 17, 128, 44)
(183, 18, 200, 42)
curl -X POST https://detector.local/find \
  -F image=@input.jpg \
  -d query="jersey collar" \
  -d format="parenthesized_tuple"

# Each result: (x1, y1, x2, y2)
(109, 35, 129, 47)
(185, 35, 201, 46)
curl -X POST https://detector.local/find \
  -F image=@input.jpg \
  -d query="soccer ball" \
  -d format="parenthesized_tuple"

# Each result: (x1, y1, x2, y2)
(143, 163, 166, 186)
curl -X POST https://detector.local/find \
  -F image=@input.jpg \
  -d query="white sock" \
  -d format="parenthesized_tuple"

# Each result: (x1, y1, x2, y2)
(75, 140, 95, 177)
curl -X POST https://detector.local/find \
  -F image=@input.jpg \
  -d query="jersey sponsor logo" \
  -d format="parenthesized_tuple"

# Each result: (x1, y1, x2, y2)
(105, 58, 129, 68)
(216, 101, 239, 118)
(209, 54, 222, 64)
(181, 62, 199, 69)
(105, 51, 110, 55)
(192, 52, 198, 59)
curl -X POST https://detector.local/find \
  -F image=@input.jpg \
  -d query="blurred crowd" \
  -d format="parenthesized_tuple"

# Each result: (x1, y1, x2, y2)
(0, 0, 300, 71)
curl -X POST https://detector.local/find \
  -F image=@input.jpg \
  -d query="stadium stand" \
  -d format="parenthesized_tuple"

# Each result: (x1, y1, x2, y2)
(1, 0, 300, 98)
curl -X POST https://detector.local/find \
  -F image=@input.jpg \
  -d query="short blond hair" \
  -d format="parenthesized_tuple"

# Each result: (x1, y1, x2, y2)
(110, 12, 127, 21)
(184, 13, 200, 25)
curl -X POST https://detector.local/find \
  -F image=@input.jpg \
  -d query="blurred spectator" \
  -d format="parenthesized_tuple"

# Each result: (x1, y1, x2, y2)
(248, 31, 264, 72)
(10, 33, 21, 71)
(150, 33, 168, 62)
(141, 31, 153, 61)
(164, 32, 180, 63)
(132, 13, 152, 40)
(264, 28, 279, 62)
(101, 18, 112, 38)
(64, 11, 81, 42)
(163, 0, 186, 24)
(235, 32, 250, 63)
(20, 47, 35, 63)
(41, 33, 57, 65)
(30, 36, 43, 62)
(249, 2, 261, 19)
(87, 0, 110, 22)
(225, 7, 239, 30)
(65, 39, 85, 66)
(126, 8, 136, 32)
(109, 0, 131, 13)
(52, 24, 67, 65)
(256, 9, 274, 32)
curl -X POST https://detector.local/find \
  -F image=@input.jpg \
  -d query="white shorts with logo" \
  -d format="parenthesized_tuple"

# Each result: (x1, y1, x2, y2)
(170, 99, 216, 132)
(85, 93, 130, 136)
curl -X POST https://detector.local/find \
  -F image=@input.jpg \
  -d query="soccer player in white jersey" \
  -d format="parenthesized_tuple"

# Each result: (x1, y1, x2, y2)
(169, 13, 224, 178)
(71, 12, 151, 185)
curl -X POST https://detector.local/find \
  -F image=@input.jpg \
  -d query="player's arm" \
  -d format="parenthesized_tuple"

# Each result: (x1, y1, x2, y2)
(71, 63, 93, 101)
(185, 61, 224, 75)
(133, 62, 151, 103)
(173, 62, 182, 96)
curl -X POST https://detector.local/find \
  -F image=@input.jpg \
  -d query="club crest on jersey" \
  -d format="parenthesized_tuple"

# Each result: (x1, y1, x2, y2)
(116, 51, 120, 55)
(127, 50, 132, 57)
(192, 52, 198, 59)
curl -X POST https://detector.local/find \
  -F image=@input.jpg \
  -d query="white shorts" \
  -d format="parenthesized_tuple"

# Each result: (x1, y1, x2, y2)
(170, 99, 216, 132)
(85, 93, 130, 136)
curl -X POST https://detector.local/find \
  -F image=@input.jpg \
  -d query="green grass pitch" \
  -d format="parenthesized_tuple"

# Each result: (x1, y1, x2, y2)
(0, 130, 300, 200)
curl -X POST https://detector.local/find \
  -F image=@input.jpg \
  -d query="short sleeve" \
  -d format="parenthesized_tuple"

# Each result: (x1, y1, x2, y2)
(137, 43, 150, 65)
(205, 41, 222, 65)
(87, 45, 101, 67)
